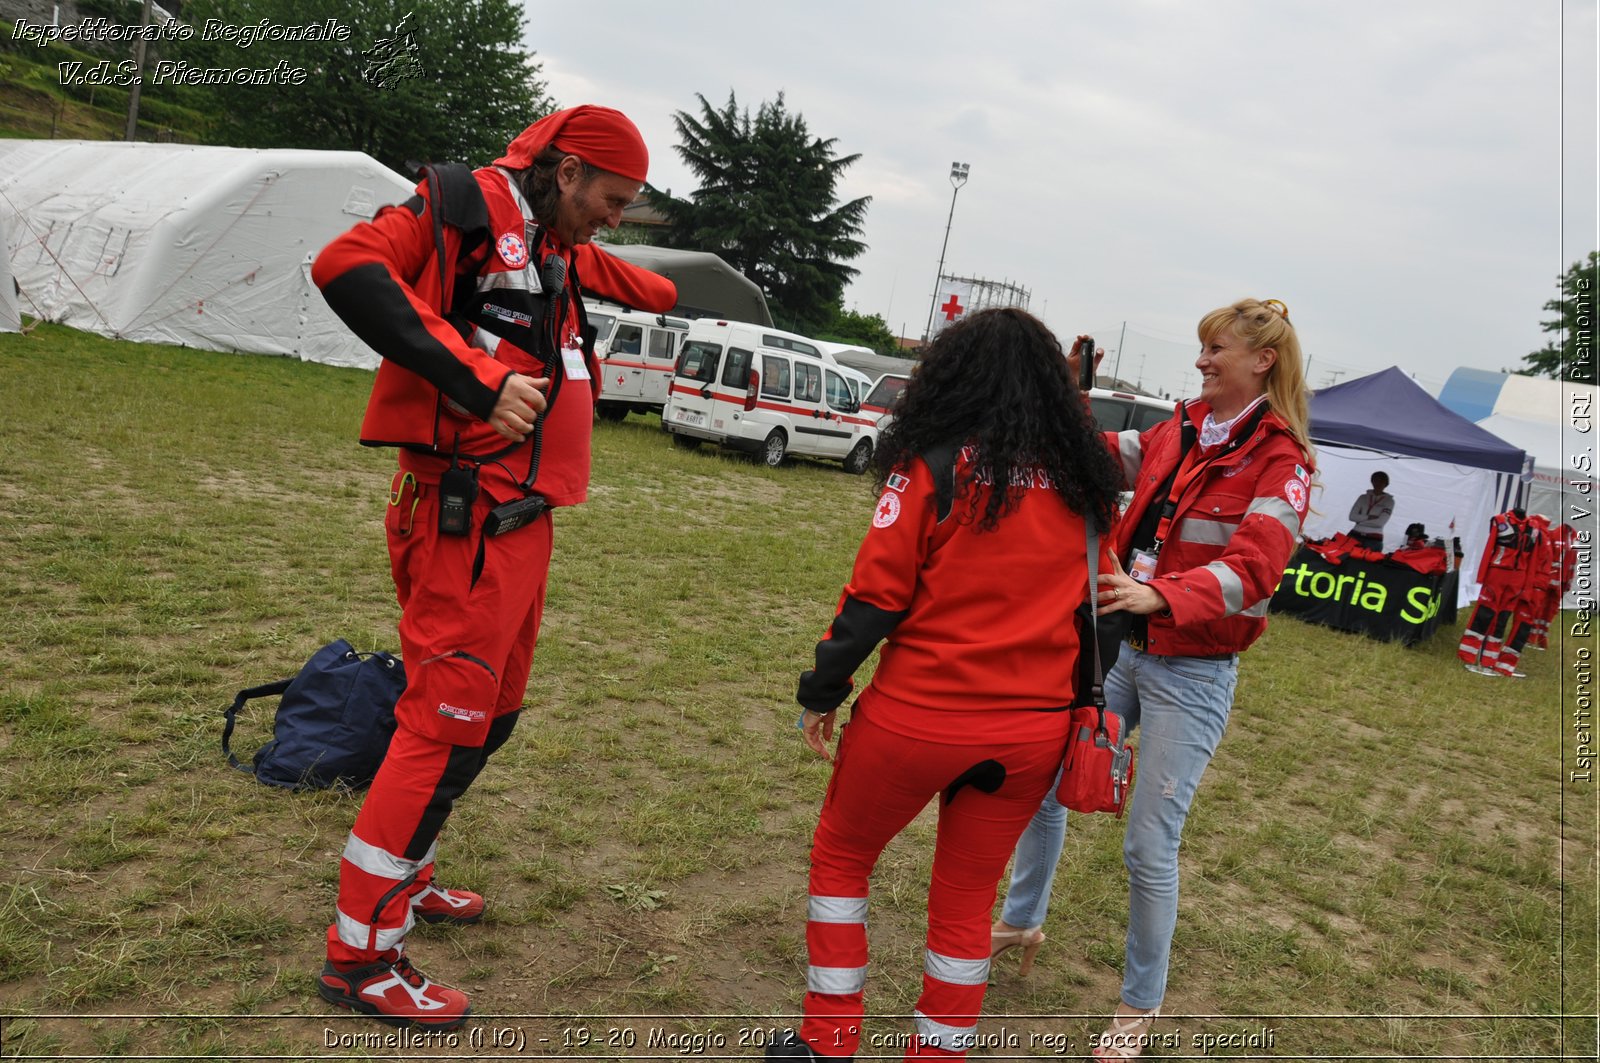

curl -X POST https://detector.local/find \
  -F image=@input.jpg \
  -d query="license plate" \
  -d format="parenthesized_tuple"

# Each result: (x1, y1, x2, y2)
(675, 408, 706, 427)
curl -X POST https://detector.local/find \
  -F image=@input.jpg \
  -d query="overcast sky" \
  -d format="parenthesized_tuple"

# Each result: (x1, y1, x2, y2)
(525, 1, 1596, 399)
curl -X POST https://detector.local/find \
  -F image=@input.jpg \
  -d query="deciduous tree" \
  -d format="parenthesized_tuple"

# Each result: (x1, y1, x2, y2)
(175, 0, 552, 173)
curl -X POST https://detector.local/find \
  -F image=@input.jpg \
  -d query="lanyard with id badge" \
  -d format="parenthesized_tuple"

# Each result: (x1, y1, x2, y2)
(1126, 403, 1271, 583)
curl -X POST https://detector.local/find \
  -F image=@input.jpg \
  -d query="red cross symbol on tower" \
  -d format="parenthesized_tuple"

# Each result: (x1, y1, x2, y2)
(940, 293, 965, 322)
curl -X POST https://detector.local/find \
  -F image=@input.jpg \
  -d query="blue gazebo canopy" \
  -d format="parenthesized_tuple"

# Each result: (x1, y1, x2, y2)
(1309, 366, 1526, 475)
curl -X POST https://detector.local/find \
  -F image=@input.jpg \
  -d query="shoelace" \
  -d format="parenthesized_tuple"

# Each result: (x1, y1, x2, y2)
(390, 955, 426, 988)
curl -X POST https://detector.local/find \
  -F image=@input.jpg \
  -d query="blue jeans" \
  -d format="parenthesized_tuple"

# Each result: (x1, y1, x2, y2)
(1001, 646, 1237, 1009)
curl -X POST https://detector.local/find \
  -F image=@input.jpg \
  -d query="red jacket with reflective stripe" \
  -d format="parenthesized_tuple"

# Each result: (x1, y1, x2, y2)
(1111, 400, 1313, 656)
(311, 167, 675, 499)
(798, 449, 1110, 744)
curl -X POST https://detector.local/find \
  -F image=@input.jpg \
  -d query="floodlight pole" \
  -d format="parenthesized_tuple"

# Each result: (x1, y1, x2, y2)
(923, 161, 970, 343)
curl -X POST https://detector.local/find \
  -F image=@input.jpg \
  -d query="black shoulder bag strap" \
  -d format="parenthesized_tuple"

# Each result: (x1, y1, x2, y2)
(919, 441, 962, 524)
(221, 678, 293, 773)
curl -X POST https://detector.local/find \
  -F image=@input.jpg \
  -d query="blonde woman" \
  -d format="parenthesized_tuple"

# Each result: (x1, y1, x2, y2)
(995, 299, 1314, 1060)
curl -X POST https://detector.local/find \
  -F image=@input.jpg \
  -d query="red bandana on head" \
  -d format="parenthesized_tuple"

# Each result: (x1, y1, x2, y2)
(494, 105, 649, 183)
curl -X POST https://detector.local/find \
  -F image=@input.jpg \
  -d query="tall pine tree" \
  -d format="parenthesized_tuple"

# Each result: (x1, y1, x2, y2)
(648, 92, 870, 334)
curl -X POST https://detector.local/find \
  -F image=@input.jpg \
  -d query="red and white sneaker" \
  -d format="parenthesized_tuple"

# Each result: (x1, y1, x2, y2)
(318, 952, 470, 1029)
(411, 883, 485, 925)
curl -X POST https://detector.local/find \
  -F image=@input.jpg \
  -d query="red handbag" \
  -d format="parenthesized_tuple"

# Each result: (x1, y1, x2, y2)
(1056, 522, 1136, 816)
(1057, 704, 1134, 816)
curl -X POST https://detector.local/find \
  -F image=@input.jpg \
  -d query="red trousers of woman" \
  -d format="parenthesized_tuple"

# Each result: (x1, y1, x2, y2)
(800, 690, 1063, 1060)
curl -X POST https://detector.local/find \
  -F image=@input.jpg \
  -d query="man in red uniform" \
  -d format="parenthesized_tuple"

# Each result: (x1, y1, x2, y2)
(310, 106, 676, 1028)
(1457, 508, 1542, 676)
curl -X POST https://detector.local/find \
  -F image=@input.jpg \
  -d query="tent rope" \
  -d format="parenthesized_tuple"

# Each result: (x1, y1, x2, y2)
(0, 184, 115, 332)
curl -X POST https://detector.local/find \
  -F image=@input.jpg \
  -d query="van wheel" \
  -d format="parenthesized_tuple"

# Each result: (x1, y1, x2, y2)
(843, 439, 872, 475)
(597, 405, 628, 422)
(672, 434, 701, 451)
(760, 430, 787, 467)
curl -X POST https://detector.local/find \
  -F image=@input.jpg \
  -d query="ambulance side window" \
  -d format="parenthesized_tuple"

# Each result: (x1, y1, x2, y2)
(825, 370, 854, 412)
(721, 347, 755, 388)
(612, 325, 642, 356)
(761, 354, 791, 398)
(795, 362, 822, 404)
(678, 341, 721, 383)
(648, 329, 677, 361)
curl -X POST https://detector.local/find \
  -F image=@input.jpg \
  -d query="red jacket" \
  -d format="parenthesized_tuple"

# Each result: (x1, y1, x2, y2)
(1475, 510, 1544, 593)
(1111, 400, 1313, 656)
(798, 447, 1110, 744)
(312, 166, 675, 501)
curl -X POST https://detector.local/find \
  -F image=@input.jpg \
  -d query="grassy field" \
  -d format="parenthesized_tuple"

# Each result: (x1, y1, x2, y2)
(0, 323, 1594, 1060)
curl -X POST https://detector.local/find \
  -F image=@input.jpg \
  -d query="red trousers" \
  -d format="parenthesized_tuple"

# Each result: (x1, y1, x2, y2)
(800, 691, 1064, 1060)
(327, 471, 552, 964)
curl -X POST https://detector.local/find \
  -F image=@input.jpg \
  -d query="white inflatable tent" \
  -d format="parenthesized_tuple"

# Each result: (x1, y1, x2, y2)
(0, 236, 19, 333)
(0, 140, 416, 367)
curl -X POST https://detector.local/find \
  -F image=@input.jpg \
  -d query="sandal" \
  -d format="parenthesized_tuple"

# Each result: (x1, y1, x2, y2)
(989, 922, 1046, 976)
(1091, 1005, 1160, 1059)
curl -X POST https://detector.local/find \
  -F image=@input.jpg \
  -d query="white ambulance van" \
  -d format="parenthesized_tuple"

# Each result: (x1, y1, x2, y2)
(586, 301, 692, 421)
(661, 320, 878, 474)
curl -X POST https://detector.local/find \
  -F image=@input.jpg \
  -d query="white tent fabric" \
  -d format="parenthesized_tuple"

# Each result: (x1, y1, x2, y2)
(1476, 412, 1594, 523)
(1299, 445, 1516, 607)
(0, 140, 415, 368)
(0, 237, 19, 333)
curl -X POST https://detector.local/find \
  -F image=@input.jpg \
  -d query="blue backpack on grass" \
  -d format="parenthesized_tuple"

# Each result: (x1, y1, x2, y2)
(222, 639, 403, 791)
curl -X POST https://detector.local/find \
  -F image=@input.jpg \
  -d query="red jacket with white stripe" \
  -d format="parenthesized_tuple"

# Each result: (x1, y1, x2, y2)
(1110, 400, 1312, 657)
(311, 166, 675, 501)
(798, 447, 1110, 744)
(1474, 510, 1543, 594)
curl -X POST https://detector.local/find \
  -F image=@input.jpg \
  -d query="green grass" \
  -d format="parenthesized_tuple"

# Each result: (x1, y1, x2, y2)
(0, 323, 1593, 1057)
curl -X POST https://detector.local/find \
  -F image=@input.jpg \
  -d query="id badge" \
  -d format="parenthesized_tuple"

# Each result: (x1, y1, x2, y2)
(1128, 548, 1159, 583)
(560, 343, 590, 381)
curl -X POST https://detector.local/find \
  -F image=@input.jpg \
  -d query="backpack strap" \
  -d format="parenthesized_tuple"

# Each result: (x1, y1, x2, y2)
(419, 162, 492, 322)
(221, 678, 293, 774)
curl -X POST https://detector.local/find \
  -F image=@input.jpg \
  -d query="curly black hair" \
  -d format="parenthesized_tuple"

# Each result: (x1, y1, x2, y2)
(872, 307, 1124, 533)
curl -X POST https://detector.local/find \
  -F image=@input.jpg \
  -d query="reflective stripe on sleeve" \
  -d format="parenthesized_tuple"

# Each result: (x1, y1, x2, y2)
(1177, 517, 1238, 546)
(1247, 496, 1302, 536)
(1204, 561, 1246, 616)
(808, 895, 869, 924)
(807, 964, 868, 995)
(1242, 599, 1270, 618)
(924, 950, 990, 986)
(914, 1010, 978, 1052)
(1116, 431, 1143, 485)
(342, 833, 436, 882)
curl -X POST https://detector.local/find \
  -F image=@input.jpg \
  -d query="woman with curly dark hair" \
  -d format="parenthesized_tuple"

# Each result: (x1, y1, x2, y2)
(763, 307, 1124, 1062)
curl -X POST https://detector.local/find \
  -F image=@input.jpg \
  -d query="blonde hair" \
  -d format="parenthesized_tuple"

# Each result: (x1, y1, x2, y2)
(1197, 297, 1312, 457)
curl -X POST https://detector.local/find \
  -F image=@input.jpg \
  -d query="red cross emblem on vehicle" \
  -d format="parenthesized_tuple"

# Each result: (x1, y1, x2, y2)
(616, 373, 625, 387)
